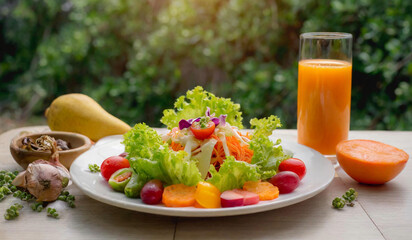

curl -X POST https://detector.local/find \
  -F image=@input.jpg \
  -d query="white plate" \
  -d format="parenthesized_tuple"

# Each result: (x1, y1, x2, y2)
(70, 134, 335, 217)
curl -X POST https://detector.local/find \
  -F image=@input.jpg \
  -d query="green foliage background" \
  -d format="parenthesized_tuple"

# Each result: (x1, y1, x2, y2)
(1, 0, 411, 129)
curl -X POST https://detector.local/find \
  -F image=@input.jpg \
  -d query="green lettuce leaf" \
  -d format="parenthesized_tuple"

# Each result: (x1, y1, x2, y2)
(207, 156, 260, 192)
(249, 116, 291, 179)
(250, 115, 282, 138)
(161, 86, 243, 129)
(123, 123, 202, 186)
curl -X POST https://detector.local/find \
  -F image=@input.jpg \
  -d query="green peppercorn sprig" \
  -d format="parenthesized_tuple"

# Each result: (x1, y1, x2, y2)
(332, 197, 346, 209)
(0, 170, 18, 193)
(13, 190, 35, 201)
(47, 208, 59, 218)
(332, 188, 358, 209)
(0, 170, 21, 202)
(4, 203, 23, 220)
(31, 202, 44, 212)
(58, 191, 76, 208)
(342, 188, 358, 206)
(88, 164, 100, 173)
(0, 186, 12, 201)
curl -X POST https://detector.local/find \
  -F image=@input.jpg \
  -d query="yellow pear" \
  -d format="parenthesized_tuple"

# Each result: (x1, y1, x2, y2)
(45, 94, 131, 141)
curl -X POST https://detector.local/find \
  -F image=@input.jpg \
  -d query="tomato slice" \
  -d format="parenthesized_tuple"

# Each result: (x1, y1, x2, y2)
(190, 121, 215, 140)
(114, 171, 132, 182)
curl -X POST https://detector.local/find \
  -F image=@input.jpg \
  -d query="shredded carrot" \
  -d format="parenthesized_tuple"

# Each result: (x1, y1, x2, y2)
(170, 141, 184, 151)
(209, 133, 253, 164)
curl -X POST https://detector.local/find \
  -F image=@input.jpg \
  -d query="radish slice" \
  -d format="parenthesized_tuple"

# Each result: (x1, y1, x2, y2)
(220, 190, 244, 208)
(232, 189, 259, 206)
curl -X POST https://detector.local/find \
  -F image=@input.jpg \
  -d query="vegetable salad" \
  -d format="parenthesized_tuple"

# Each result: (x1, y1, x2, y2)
(101, 86, 305, 208)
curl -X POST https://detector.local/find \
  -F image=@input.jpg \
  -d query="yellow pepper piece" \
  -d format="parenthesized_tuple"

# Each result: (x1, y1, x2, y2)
(195, 182, 221, 208)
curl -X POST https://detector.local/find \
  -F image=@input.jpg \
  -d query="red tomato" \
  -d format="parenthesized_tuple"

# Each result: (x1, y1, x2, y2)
(101, 156, 130, 181)
(278, 158, 306, 180)
(190, 121, 215, 140)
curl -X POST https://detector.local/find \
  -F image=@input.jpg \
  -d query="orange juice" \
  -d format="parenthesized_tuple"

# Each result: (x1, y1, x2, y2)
(297, 59, 352, 155)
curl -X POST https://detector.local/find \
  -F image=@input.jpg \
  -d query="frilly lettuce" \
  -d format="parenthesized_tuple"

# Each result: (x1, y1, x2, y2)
(123, 123, 202, 186)
(250, 115, 282, 138)
(207, 156, 260, 192)
(249, 116, 291, 179)
(161, 86, 243, 129)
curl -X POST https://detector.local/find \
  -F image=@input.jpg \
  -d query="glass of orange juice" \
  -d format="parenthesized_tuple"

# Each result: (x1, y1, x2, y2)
(297, 32, 352, 156)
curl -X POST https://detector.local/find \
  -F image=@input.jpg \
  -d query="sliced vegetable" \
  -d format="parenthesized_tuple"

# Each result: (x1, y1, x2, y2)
(220, 189, 259, 208)
(195, 182, 221, 208)
(162, 184, 196, 207)
(207, 156, 260, 192)
(192, 138, 218, 179)
(220, 190, 244, 208)
(108, 168, 133, 192)
(231, 189, 259, 206)
(161, 86, 243, 129)
(193, 201, 205, 208)
(243, 181, 279, 201)
(101, 156, 130, 181)
(140, 180, 164, 205)
(124, 171, 148, 198)
(190, 121, 215, 140)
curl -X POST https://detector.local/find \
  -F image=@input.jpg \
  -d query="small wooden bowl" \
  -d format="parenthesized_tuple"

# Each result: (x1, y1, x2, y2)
(10, 131, 92, 169)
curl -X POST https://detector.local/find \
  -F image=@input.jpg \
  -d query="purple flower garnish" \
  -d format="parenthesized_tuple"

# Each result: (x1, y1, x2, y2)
(179, 119, 192, 130)
(205, 107, 211, 117)
(178, 108, 226, 130)
(211, 117, 219, 126)
(179, 118, 201, 130)
(218, 114, 227, 126)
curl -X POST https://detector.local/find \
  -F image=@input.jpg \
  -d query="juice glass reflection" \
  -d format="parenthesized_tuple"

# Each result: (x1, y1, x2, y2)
(297, 32, 352, 155)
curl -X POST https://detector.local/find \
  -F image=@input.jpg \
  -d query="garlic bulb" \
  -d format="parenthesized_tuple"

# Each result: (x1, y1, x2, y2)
(12, 136, 71, 202)
(25, 161, 63, 201)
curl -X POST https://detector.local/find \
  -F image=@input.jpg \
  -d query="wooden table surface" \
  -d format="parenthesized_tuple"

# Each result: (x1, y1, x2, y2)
(0, 126, 411, 240)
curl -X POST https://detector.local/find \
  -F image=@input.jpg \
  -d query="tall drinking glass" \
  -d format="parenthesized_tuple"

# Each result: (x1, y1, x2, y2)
(297, 32, 352, 156)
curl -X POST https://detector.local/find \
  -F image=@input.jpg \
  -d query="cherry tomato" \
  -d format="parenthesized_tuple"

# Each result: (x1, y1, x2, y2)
(101, 156, 130, 181)
(279, 158, 306, 180)
(190, 121, 215, 140)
